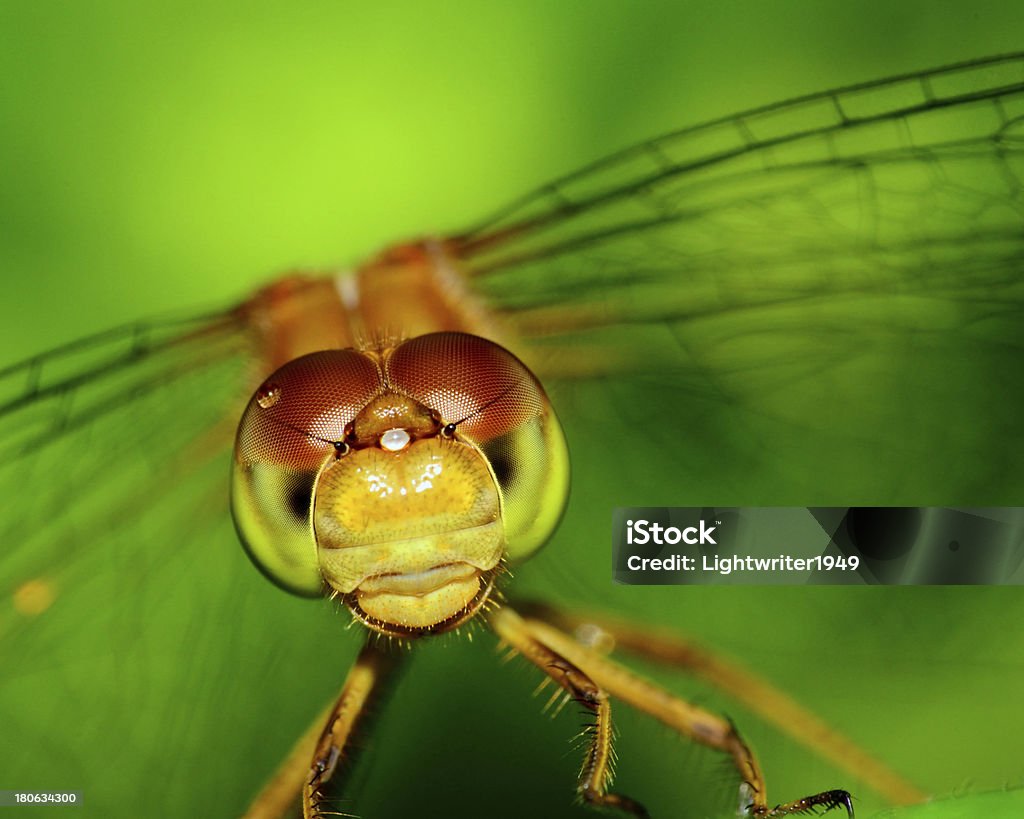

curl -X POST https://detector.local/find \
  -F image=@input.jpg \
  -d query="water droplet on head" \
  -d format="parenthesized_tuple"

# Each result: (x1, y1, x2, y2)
(380, 427, 411, 452)
(256, 383, 281, 409)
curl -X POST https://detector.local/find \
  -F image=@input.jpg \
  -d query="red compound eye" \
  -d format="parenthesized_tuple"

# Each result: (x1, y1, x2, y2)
(236, 350, 382, 470)
(386, 332, 544, 444)
(232, 350, 384, 596)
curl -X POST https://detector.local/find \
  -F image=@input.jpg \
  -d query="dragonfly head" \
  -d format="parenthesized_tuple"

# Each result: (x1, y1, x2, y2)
(231, 332, 569, 636)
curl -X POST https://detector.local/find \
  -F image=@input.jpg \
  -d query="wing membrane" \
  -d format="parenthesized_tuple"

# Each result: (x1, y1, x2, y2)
(0, 309, 340, 815)
(460, 52, 1023, 258)
(458, 53, 1024, 501)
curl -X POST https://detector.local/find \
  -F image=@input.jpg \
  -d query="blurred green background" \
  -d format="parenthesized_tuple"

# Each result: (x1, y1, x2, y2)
(2, 3, 1023, 819)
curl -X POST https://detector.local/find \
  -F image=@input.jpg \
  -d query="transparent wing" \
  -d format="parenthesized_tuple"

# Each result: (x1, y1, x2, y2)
(0, 296, 377, 816)
(1, 311, 259, 809)
(1, 54, 1022, 819)
(459, 52, 1024, 501)
(460, 52, 1024, 816)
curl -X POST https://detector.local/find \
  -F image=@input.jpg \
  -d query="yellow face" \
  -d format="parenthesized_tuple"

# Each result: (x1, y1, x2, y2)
(231, 332, 569, 636)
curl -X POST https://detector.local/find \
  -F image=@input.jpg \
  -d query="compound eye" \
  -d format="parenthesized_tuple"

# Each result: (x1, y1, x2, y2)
(232, 350, 383, 595)
(387, 332, 543, 443)
(386, 333, 569, 563)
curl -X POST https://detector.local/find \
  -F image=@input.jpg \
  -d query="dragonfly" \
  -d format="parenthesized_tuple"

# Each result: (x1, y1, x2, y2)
(1, 52, 1023, 819)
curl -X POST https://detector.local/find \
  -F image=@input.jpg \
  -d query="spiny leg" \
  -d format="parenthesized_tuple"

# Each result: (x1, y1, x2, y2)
(242, 697, 335, 819)
(300, 637, 404, 819)
(518, 602, 925, 807)
(243, 635, 403, 819)
(496, 606, 852, 818)
(490, 606, 649, 817)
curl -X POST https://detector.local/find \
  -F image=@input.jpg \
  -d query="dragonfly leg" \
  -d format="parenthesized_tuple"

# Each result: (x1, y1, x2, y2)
(242, 695, 331, 819)
(518, 601, 925, 808)
(489, 606, 650, 818)
(748, 788, 854, 817)
(242, 636, 402, 819)
(494, 605, 854, 817)
(301, 637, 404, 819)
